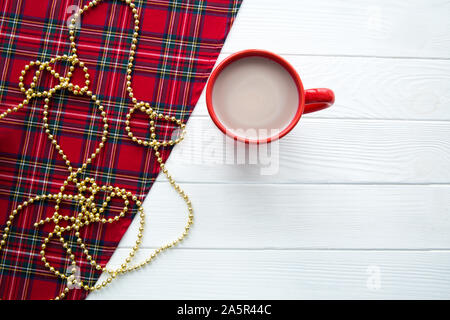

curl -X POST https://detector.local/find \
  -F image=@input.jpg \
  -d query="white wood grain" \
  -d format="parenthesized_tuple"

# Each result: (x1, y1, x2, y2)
(117, 183, 450, 249)
(162, 117, 450, 184)
(224, 0, 450, 58)
(88, 249, 450, 299)
(194, 55, 450, 120)
(89, 0, 450, 299)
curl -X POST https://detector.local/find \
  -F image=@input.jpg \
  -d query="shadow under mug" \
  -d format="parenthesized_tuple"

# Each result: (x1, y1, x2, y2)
(206, 49, 335, 144)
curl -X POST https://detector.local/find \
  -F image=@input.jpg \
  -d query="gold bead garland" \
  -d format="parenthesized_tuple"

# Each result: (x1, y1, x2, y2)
(0, 0, 193, 300)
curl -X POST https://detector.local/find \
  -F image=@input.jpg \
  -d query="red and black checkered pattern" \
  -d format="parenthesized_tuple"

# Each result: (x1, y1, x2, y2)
(0, 0, 241, 300)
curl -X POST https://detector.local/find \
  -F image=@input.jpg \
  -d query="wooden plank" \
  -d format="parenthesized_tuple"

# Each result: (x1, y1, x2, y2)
(223, 0, 450, 58)
(159, 118, 450, 184)
(118, 183, 450, 249)
(194, 55, 450, 120)
(87, 249, 450, 299)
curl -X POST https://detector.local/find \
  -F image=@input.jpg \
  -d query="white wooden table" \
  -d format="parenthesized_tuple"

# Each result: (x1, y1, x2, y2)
(88, 0, 450, 299)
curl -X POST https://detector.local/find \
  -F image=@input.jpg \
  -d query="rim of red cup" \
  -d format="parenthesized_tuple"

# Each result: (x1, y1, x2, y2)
(206, 49, 305, 144)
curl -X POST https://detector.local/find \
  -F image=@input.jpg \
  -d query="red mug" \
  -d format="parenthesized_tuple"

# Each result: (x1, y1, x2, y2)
(206, 49, 335, 143)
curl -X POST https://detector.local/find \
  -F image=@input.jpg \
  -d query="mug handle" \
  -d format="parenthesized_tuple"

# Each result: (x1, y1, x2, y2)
(304, 88, 335, 114)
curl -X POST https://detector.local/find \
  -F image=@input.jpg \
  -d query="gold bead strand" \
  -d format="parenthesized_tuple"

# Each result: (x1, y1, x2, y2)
(0, 195, 46, 250)
(1, 0, 196, 300)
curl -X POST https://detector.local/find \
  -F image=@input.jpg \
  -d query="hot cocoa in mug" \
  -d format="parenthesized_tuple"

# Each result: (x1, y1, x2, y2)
(206, 49, 335, 143)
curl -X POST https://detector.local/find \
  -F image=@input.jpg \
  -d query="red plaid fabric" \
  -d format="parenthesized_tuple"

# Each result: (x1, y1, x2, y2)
(0, 0, 241, 300)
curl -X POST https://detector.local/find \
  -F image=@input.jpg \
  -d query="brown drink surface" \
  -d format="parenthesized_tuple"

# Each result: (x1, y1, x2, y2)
(212, 56, 299, 140)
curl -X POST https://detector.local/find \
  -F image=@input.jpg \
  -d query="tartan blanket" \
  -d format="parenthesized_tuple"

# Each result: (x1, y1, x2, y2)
(0, 0, 241, 299)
